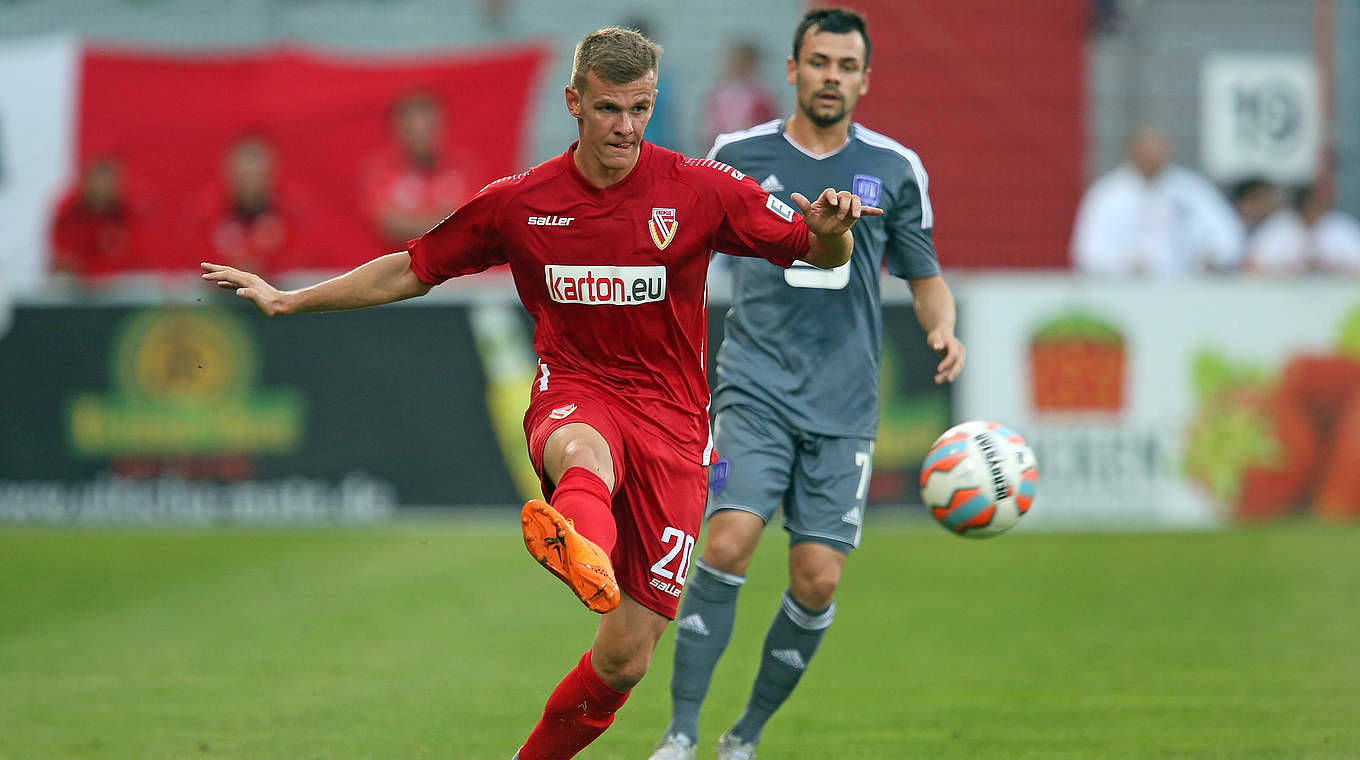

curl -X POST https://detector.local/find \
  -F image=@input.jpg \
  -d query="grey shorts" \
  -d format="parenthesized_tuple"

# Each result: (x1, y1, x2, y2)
(706, 402, 874, 552)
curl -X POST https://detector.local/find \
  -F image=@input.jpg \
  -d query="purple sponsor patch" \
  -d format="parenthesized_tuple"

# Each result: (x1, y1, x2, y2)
(709, 457, 730, 495)
(852, 174, 882, 208)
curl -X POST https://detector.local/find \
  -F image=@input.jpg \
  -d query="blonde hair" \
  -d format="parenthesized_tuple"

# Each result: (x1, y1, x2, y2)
(571, 27, 662, 92)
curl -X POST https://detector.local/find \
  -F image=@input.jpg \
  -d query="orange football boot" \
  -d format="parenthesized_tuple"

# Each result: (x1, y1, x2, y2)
(521, 499, 620, 613)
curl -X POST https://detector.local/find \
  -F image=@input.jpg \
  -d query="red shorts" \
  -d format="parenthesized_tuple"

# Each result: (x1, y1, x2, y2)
(524, 382, 707, 619)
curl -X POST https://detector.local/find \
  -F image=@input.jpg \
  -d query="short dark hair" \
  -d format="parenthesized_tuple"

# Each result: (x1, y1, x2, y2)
(1230, 176, 1271, 203)
(392, 91, 440, 119)
(572, 27, 663, 93)
(793, 7, 871, 67)
(1291, 184, 1317, 212)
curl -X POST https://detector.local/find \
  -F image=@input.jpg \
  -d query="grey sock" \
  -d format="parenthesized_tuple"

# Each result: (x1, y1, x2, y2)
(729, 590, 834, 745)
(665, 558, 746, 743)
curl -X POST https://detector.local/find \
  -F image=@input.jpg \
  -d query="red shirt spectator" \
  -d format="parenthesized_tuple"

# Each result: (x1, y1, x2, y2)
(49, 157, 145, 278)
(361, 92, 472, 247)
(360, 148, 470, 242)
(703, 42, 779, 147)
(191, 136, 308, 277)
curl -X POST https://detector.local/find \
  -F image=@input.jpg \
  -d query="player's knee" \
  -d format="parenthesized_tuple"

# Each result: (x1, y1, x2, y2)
(591, 642, 652, 691)
(559, 437, 601, 469)
(559, 438, 613, 490)
(701, 532, 753, 576)
(700, 511, 762, 575)
(789, 561, 842, 610)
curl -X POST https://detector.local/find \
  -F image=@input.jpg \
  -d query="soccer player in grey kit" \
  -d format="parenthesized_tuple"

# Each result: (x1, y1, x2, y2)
(649, 8, 965, 759)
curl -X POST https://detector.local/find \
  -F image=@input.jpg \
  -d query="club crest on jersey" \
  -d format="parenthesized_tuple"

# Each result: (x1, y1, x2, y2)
(549, 403, 578, 420)
(648, 207, 679, 250)
(852, 174, 883, 208)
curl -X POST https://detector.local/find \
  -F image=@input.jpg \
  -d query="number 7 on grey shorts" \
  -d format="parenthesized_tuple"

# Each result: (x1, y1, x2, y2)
(707, 402, 874, 551)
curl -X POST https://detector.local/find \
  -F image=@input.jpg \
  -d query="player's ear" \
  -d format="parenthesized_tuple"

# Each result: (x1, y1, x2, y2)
(860, 66, 870, 96)
(785, 56, 796, 86)
(565, 85, 582, 120)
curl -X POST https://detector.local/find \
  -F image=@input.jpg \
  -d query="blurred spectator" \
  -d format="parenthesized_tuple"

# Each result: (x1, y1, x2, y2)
(1245, 184, 1360, 274)
(1071, 127, 1244, 276)
(48, 156, 144, 279)
(481, 0, 513, 38)
(360, 92, 471, 247)
(1230, 176, 1279, 236)
(702, 40, 779, 148)
(191, 136, 305, 277)
(1091, 0, 1123, 35)
(623, 15, 680, 152)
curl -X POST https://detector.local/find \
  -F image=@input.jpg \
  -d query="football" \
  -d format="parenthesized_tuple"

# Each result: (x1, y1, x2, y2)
(919, 421, 1038, 538)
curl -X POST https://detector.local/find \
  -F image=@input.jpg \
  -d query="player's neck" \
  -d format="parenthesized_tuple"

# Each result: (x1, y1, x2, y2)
(571, 145, 640, 189)
(784, 113, 852, 157)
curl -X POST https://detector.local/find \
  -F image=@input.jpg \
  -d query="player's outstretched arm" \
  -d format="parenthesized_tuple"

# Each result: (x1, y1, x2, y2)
(200, 252, 432, 317)
(908, 274, 965, 384)
(792, 187, 883, 269)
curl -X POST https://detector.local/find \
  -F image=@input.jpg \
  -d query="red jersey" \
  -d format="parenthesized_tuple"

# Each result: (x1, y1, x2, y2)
(360, 150, 471, 237)
(49, 193, 143, 277)
(187, 186, 310, 277)
(408, 142, 809, 464)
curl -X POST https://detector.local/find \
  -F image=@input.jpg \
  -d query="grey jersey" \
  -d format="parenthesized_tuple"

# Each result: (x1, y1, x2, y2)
(710, 119, 940, 439)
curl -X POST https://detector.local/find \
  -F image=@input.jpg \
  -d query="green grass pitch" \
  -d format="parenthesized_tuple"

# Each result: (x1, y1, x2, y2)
(1, 517, 1356, 759)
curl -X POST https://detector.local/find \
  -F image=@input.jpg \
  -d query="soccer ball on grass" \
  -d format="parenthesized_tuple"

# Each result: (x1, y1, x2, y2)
(919, 421, 1038, 538)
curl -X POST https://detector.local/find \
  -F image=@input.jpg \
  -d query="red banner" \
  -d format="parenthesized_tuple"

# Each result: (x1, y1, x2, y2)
(76, 43, 549, 274)
(830, 1, 1086, 269)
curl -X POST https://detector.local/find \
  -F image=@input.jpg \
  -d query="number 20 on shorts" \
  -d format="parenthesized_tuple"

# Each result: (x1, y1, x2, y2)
(648, 527, 695, 597)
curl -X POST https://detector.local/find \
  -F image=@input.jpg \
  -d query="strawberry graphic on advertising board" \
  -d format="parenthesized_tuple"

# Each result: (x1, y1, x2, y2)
(1030, 311, 1125, 413)
(1184, 304, 1360, 520)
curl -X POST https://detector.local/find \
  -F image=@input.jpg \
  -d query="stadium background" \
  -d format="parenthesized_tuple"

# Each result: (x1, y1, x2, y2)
(0, 2, 1357, 759)
(3, 0, 1358, 526)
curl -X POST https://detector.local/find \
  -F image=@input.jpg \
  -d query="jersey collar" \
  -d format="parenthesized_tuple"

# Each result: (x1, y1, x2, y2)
(780, 121, 854, 161)
(562, 140, 654, 194)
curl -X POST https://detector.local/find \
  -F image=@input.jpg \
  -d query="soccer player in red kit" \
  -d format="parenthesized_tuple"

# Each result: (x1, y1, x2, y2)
(201, 27, 877, 760)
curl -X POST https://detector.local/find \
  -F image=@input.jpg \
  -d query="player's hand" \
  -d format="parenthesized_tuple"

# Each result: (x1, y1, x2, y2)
(200, 262, 290, 316)
(927, 329, 965, 384)
(791, 187, 883, 237)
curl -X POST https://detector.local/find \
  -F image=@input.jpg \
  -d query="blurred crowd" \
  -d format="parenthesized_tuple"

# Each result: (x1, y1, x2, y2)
(39, 35, 787, 293)
(48, 90, 473, 286)
(32, 48, 1360, 294)
(1072, 126, 1360, 277)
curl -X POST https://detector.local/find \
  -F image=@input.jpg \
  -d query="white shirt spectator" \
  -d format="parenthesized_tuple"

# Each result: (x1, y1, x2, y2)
(1071, 164, 1244, 277)
(1247, 208, 1360, 274)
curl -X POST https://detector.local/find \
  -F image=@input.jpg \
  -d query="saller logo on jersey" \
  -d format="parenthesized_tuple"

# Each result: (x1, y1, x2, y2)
(648, 208, 679, 250)
(528, 215, 573, 226)
(545, 265, 667, 305)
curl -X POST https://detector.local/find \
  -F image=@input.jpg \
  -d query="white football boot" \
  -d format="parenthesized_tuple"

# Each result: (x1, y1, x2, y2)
(646, 733, 696, 760)
(715, 731, 757, 760)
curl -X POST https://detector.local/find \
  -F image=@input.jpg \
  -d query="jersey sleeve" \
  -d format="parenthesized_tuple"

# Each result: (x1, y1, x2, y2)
(884, 157, 941, 280)
(405, 180, 509, 285)
(696, 157, 808, 269)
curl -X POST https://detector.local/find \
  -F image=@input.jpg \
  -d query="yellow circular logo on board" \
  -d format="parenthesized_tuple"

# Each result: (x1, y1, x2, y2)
(113, 307, 255, 402)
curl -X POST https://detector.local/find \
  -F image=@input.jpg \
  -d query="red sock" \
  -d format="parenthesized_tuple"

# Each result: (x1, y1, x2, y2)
(517, 650, 631, 760)
(550, 467, 616, 554)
